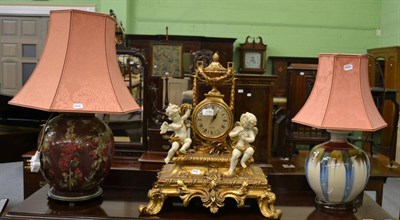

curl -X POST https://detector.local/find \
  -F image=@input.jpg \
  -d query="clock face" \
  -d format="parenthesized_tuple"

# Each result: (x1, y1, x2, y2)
(244, 52, 262, 69)
(193, 102, 233, 139)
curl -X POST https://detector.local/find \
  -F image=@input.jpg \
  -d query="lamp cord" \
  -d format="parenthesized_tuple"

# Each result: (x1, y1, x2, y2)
(37, 113, 56, 152)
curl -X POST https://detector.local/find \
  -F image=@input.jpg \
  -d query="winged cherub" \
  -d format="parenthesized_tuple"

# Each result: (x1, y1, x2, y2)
(160, 103, 192, 164)
(227, 112, 258, 175)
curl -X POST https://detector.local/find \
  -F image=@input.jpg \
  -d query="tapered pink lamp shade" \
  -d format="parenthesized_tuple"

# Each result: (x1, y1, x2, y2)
(292, 53, 386, 131)
(9, 10, 140, 114)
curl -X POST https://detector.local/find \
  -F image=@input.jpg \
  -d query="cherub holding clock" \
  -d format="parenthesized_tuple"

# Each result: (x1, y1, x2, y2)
(227, 112, 258, 176)
(161, 103, 192, 164)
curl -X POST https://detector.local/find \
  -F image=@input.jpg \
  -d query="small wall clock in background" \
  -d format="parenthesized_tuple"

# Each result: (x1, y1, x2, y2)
(239, 36, 267, 74)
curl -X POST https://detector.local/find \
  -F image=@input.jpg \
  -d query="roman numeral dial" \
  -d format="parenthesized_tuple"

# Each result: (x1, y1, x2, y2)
(193, 101, 233, 139)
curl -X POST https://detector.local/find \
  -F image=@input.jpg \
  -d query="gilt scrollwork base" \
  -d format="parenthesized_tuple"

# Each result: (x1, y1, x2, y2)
(138, 163, 282, 219)
(138, 187, 165, 215)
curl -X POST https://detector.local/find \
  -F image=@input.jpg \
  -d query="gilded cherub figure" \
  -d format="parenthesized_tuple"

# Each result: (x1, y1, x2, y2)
(227, 112, 258, 176)
(161, 103, 192, 164)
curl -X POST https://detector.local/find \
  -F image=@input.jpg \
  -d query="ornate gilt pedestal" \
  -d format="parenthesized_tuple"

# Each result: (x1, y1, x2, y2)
(139, 154, 282, 219)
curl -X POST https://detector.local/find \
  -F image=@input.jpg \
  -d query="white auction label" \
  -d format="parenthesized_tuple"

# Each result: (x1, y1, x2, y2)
(344, 64, 353, 71)
(191, 169, 201, 175)
(202, 108, 214, 116)
(73, 103, 84, 109)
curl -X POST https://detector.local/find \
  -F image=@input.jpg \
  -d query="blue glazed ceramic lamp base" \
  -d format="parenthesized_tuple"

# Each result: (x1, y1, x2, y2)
(305, 130, 370, 213)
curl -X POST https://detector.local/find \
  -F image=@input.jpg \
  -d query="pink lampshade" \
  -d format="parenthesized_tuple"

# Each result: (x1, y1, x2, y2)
(9, 10, 140, 114)
(292, 53, 387, 131)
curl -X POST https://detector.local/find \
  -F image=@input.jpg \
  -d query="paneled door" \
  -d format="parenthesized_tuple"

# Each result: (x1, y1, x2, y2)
(0, 16, 48, 96)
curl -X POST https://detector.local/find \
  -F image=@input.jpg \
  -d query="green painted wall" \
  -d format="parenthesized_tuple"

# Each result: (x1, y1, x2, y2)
(379, 0, 400, 47)
(3, 0, 398, 59)
(98, 0, 128, 28)
(126, 0, 381, 59)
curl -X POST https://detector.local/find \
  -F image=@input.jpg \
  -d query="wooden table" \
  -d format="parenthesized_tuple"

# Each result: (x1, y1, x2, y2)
(22, 149, 400, 208)
(2, 185, 394, 220)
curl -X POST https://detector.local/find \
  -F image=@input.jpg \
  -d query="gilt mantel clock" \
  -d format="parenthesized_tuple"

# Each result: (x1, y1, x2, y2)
(191, 53, 235, 152)
(139, 53, 281, 219)
(239, 36, 267, 74)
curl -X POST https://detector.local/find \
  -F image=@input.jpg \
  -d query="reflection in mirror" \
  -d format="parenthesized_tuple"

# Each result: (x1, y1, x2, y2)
(146, 49, 216, 127)
(118, 54, 143, 105)
(100, 9, 146, 147)
(190, 49, 214, 75)
(174, 49, 215, 108)
(152, 49, 214, 124)
(375, 57, 385, 88)
(96, 50, 144, 145)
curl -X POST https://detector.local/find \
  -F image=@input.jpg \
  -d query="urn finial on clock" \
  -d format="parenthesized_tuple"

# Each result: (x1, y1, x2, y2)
(196, 53, 234, 95)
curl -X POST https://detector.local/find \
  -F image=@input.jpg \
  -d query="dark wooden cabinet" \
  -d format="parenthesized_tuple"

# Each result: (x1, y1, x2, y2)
(125, 34, 236, 152)
(286, 63, 318, 117)
(269, 57, 318, 157)
(269, 56, 318, 98)
(194, 74, 277, 164)
(126, 35, 236, 73)
(283, 64, 331, 157)
(0, 126, 40, 163)
(367, 47, 400, 94)
(233, 74, 277, 163)
(367, 46, 400, 160)
(139, 73, 277, 167)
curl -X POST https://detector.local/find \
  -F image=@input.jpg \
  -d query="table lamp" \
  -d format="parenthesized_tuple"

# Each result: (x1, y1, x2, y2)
(292, 53, 387, 213)
(9, 10, 140, 202)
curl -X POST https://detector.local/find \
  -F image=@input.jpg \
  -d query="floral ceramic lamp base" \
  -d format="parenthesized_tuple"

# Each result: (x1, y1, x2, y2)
(40, 113, 114, 202)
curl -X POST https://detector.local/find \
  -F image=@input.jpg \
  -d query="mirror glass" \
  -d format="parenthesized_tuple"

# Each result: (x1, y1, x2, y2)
(375, 57, 385, 88)
(98, 52, 144, 145)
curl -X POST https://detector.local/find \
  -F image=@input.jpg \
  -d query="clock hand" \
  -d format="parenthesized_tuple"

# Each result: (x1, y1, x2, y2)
(211, 109, 219, 123)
